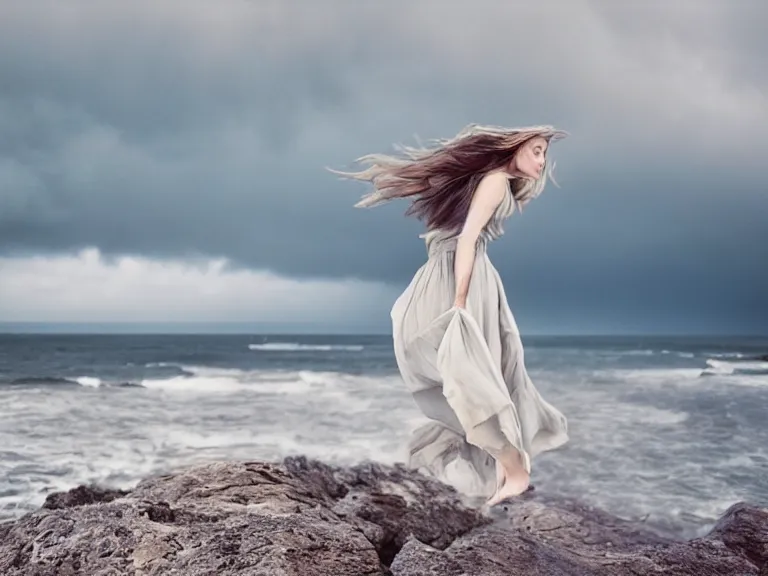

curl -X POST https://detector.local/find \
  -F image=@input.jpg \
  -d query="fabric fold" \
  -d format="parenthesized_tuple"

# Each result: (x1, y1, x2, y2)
(413, 306, 531, 473)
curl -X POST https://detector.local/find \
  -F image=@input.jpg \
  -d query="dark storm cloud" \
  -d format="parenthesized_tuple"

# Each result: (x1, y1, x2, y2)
(0, 0, 766, 334)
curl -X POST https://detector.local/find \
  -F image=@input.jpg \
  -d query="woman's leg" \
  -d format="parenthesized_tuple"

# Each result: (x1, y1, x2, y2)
(487, 446, 530, 506)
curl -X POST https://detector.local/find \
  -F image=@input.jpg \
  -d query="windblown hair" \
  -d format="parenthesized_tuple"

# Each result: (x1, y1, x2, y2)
(329, 124, 568, 234)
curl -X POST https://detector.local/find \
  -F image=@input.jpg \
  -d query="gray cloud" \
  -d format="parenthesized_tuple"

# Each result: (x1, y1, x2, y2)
(0, 0, 766, 333)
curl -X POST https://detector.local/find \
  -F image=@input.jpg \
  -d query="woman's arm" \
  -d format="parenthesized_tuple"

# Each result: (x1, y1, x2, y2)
(453, 171, 508, 308)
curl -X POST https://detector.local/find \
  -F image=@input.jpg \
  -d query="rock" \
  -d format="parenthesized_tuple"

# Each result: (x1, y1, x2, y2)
(42, 485, 130, 510)
(390, 492, 766, 576)
(0, 457, 484, 576)
(0, 456, 765, 576)
(704, 502, 768, 568)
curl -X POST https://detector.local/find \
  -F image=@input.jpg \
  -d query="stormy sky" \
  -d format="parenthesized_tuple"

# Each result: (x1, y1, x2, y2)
(0, 1, 766, 335)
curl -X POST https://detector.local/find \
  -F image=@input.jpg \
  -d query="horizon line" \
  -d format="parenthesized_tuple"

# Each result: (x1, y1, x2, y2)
(0, 322, 764, 339)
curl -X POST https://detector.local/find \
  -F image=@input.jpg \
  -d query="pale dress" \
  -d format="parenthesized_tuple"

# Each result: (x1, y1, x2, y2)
(391, 178, 569, 498)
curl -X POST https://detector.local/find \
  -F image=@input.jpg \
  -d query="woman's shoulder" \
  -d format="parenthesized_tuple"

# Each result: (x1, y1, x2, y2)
(473, 169, 511, 205)
(480, 169, 510, 184)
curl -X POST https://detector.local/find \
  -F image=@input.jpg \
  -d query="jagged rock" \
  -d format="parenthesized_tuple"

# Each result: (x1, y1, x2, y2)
(42, 485, 130, 510)
(389, 493, 768, 575)
(704, 502, 768, 568)
(0, 457, 483, 576)
(0, 456, 765, 576)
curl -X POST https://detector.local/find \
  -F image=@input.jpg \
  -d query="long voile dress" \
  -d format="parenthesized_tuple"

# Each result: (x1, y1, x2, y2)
(391, 180, 569, 498)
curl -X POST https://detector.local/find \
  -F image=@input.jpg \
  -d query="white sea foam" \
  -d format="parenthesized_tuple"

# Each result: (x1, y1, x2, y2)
(595, 367, 704, 384)
(139, 375, 248, 394)
(709, 352, 745, 359)
(703, 358, 768, 376)
(132, 365, 392, 400)
(248, 343, 364, 352)
(2, 348, 766, 541)
(660, 350, 695, 358)
(0, 366, 418, 520)
(75, 376, 102, 388)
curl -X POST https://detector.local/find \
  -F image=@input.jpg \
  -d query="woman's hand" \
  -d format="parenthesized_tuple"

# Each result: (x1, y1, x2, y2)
(453, 295, 467, 309)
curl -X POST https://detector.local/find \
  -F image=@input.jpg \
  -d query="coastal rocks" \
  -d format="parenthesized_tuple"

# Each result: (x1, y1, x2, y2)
(0, 456, 484, 576)
(391, 496, 767, 576)
(0, 456, 765, 576)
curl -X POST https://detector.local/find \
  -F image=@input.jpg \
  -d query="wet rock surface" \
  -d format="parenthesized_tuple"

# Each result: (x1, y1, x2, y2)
(0, 456, 765, 575)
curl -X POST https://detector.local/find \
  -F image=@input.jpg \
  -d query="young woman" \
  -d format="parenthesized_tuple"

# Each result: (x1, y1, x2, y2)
(332, 124, 570, 507)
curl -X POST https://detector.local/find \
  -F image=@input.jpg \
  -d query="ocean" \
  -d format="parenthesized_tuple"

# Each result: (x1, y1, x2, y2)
(1, 333, 766, 540)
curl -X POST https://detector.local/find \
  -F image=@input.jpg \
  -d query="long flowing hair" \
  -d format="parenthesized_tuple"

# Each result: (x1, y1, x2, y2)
(329, 123, 567, 234)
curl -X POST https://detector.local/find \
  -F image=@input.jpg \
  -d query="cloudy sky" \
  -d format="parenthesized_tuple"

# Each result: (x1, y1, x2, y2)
(0, 0, 766, 335)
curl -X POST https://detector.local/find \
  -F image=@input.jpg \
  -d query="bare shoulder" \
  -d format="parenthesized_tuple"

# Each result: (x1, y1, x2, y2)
(460, 170, 509, 235)
(472, 170, 509, 206)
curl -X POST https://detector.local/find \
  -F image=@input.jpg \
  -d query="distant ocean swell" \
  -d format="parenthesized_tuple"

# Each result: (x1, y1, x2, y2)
(2, 350, 766, 392)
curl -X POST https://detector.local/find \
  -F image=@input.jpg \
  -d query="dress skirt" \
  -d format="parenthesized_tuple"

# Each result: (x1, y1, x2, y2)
(391, 235, 569, 497)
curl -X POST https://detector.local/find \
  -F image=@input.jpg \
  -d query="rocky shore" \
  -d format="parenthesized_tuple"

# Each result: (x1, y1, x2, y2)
(0, 456, 765, 575)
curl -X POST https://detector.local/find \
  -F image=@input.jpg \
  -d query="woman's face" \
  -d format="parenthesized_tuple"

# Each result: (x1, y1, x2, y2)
(509, 136, 548, 180)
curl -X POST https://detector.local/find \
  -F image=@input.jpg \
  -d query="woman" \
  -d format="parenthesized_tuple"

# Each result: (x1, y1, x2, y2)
(331, 124, 570, 507)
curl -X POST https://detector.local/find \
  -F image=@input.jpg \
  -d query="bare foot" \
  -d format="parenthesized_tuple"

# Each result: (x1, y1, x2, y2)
(486, 468, 530, 507)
